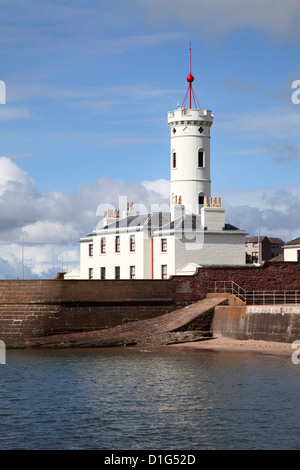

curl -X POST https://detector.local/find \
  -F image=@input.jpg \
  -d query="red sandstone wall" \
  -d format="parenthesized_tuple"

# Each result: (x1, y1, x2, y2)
(172, 262, 300, 304)
(0, 279, 175, 345)
(1, 262, 300, 345)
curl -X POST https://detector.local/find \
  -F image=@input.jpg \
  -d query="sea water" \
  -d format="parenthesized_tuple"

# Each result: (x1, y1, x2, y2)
(0, 346, 299, 450)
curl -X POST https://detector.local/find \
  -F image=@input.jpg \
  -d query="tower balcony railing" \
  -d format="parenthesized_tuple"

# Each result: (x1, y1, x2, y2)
(214, 280, 300, 305)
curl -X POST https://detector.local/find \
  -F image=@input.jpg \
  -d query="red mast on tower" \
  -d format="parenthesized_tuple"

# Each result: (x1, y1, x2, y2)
(181, 43, 202, 113)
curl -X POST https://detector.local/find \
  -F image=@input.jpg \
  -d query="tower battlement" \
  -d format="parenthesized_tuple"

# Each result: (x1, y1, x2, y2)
(168, 108, 213, 124)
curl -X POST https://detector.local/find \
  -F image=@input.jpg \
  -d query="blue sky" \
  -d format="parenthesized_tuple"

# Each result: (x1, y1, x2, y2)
(0, 0, 300, 278)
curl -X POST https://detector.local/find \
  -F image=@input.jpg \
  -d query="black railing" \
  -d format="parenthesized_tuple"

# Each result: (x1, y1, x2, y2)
(214, 281, 300, 305)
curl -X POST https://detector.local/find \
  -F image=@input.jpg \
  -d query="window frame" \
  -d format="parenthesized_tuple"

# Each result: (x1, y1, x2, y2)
(100, 237, 106, 254)
(130, 265, 136, 280)
(115, 235, 120, 253)
(161, 238, 167, 252)
(130, 234, 136, 252)
(172, 152, 176, 169)
(115, 266, 120, 280)
(161, 264, 167, 280)
(88, 243, 93, 257)
(198, 193, 204, 205)
(198, 149, 205, 168)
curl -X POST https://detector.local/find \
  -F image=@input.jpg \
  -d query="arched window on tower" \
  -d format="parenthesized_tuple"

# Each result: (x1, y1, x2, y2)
(198, 149, 205, 168)
(172, 151, 176, 169)
(198, 192, 204, 205)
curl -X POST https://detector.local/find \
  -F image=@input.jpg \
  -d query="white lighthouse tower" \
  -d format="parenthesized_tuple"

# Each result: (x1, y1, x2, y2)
(168, 45, 213, 217)
(74, 45, 247, 282)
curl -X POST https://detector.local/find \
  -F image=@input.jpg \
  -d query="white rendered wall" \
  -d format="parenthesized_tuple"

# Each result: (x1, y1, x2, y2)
(174, 232, 246, 270)
(152, 234, 175, 279)
(168, 108, 213, 215)
(284, 245, 300, 261)
(80, 239, 93, 279)
(151, 230, 245, 279)
(80, 230, 151, 279)
(201, 206, 225, 231)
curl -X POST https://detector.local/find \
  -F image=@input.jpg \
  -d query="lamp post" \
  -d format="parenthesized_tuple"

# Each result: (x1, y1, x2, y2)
(258, 210, 263, 264)
(21, 231, 25, 280)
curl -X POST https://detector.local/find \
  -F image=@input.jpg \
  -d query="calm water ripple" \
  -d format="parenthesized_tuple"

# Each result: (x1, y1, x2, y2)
(0, 347, 300, 450)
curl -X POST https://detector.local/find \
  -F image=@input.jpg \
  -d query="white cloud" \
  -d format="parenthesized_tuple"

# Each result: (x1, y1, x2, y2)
(1, 156, 299, 278)
(0, 158, 171, 278)
(141, 178, 170, 200)
(216, 107, 300, 139)
(0, 106, 33, 120)
(0, 1, 187, 56)
(0, 156, 36, 196)
(220, 182, 300, 241)
(22, 221, 78, 245)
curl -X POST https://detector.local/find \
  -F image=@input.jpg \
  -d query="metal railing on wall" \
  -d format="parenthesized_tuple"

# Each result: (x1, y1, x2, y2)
(214, 281, 300, 305)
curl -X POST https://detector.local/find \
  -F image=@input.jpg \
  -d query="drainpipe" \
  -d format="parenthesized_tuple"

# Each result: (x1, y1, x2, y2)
(151, 237, 154, 279)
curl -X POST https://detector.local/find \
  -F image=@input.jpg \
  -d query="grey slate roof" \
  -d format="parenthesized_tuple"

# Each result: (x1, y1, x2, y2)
(246, 236, 285, 244)
(285, 237, 300, 245)
(102, 212, 171, 231)
(156, 215, 242, 233)
(224, 222, 241, 231)
(82, 211, 243, 239)
(157, 214, 203, 232)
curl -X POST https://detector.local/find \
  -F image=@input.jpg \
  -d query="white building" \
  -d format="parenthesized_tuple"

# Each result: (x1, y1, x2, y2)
(283, 238, 300, 262)
(76, 51, 246, 280)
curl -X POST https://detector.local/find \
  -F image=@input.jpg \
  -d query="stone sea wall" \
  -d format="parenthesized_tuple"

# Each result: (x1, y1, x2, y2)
(1, 261, 300, 346)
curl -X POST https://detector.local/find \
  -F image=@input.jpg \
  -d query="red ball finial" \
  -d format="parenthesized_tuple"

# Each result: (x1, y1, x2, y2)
(187, 73, 194, 83)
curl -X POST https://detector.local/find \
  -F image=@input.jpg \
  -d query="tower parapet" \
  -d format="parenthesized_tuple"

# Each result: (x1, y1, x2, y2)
(167, 108, 213, 125)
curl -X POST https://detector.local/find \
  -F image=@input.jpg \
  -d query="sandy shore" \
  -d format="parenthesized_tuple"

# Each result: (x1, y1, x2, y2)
(168, 336, 294, 357)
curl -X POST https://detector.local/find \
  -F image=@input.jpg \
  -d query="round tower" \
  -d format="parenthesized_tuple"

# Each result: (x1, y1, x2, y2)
(168, 46, 213, 217)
